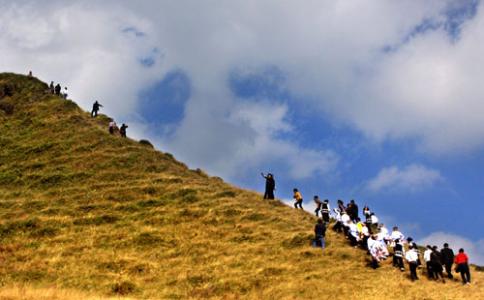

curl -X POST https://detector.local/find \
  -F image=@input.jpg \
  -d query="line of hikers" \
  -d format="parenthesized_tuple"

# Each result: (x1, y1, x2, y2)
(49, 81, 68, 99)
(260, 175, 473, 285)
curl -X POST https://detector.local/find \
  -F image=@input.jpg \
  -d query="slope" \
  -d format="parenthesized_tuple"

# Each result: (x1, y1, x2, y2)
(0, 73, 482, 299)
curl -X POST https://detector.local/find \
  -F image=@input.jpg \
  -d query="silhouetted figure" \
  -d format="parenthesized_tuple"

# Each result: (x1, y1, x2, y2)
(454, 248, 471, 284)
(261, 173, 275, 199)
(55, 84, 61, 96)
(293, 188, 303, 209)
(349, 199, 359, 222)
(313, 218, 326, 249)
(441, 243, 454, 279)
(49, 81, 55, 94)
(28, 70, 33, 78)
(91, 101, 103, 117)
(120, 123, 128, 137)
(63, 87, 68, 99)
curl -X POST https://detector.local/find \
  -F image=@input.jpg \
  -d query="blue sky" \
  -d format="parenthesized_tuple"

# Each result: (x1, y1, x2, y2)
(1, 0, 483, 263)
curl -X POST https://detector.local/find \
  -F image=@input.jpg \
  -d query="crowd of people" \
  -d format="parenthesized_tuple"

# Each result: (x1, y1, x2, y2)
(261, 173, 473, 285)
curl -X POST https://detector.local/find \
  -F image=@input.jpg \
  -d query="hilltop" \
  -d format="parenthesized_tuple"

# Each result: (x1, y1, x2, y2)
(0, 73, 482, 299)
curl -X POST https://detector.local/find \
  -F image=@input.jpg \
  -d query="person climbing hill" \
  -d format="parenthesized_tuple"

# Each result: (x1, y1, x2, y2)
(406, 244, 420, 281)
(55, 83, 61, 96)
(455, 248, 471, 285)
(120, 123, 128, 138)
(314, 195, 322, 216)
(293, 188, 303, 209)
(261, 173, 275, 199)
(321, 199, 330, 224)
(91, 101, 103, 117)
(313, 218, 326, 250)
(441, 243, 455, 279)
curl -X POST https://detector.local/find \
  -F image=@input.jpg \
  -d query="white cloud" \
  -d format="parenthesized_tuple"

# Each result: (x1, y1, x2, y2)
(367, 164, 443, 192)
(419, 232, 484, 265)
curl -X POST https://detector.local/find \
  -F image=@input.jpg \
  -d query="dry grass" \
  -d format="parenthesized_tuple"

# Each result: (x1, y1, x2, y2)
(0, 73, 482, 299)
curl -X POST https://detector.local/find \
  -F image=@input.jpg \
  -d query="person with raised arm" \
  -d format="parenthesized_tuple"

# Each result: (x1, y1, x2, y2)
(261, 173, 275, 199)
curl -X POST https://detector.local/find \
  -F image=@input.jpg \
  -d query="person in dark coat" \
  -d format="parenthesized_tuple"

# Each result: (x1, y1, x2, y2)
(120, 123, 128, 137)
(55, 84, 61, 96)
(349, 199, 359, 222)
(441, 243, 454, 279)
(49, 81, 55, 94)
(431, 246, 445, 283)
(91, 101, 103, 117)
(313, 218, 326, 249)
(261, 173, 275, 199)
(393, 239, 405, 271)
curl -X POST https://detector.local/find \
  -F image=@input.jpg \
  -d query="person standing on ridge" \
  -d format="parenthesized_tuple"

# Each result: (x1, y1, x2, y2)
(454, 248, 471, 284)
(49, 81, 55, 94)
(261, 173, 275, 199)
(406, 244, 420, 281)
(441, 243, 455, 279)
(55, 83, 61, 96)
(109, 121, 117, 134)
(313, 218, 326, 250)
(120, 123, 128, 138)
(293, 188, 303, 209)
(91, 101, 103, 117)
(350, 199, 359, 222)
(314, 195, 322, 216)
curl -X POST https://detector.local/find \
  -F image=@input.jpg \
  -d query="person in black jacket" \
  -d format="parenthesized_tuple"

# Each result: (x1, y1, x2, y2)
(261, 173, 275, 199)
(441, 243, 455, 279)
(431, 246, 445, 283)
(348, 199, 359, 222)
(393, 239, 405, 271)
(314, 195, 322, 216)
(55, 83, 61, 96)
(91, 101, 103, 117)
(321, 199, 330, 224)
(120, 123, 128, 137)
(313, 218, 326, 249)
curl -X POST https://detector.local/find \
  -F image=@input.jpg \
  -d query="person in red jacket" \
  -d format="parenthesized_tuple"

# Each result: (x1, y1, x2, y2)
(454, 248, 471, 284)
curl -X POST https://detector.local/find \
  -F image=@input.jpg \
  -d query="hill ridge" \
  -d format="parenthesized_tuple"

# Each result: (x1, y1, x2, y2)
(0, 72, 482, 299)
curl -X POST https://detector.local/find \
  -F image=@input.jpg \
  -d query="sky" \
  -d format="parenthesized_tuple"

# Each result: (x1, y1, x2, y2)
(0, 0, 483, 264)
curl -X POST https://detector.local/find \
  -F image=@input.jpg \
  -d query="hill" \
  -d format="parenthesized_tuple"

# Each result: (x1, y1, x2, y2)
(0, 73, 482, 299)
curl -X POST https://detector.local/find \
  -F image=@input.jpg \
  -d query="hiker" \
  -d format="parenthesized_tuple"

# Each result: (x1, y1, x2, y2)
(350, 199, 359, 222)
(332, 208, 343, 233)
(424, 245, 434, 280)
(360, 223, 370, 249)
(108, 121, 117, 134)
(293, 188, 303, 209)
(341, 211, 351, 236)
(393, 239, 405, 271)
(454, 248, 471, 284)
(49, 81, 55, 94)
(368, 234, 388, 269)
(321, 199, 330, 223)
(28, 70, 33, 78)
(63, 87, 68, 99)
(377, 224, 389, 243)
(120, 123, 128, 138)
(441, 243, 455, 279)
(348, 220, 359, 247)
(337, 199, 346, 214)
(261, 173, 275, 199)
(363, 205, 371, 225)
(430, 246, 445, 283)
(314, 195, 322, 217)
(313, 218, 326, 249)
(55, 83, 61, 96)
(91, 101, 103, 117)
(390, 226, 404, 244)
(370, 213, 379, 233)
(405, 244, 419, 281)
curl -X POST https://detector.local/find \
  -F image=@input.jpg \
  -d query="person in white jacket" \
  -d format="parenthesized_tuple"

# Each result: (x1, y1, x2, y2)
(406, 245, 420, 281)
(424, 245, 434, 279)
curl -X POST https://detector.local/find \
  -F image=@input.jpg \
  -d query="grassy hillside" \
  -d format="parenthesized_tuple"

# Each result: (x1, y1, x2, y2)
(0, 73, 482, 299)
